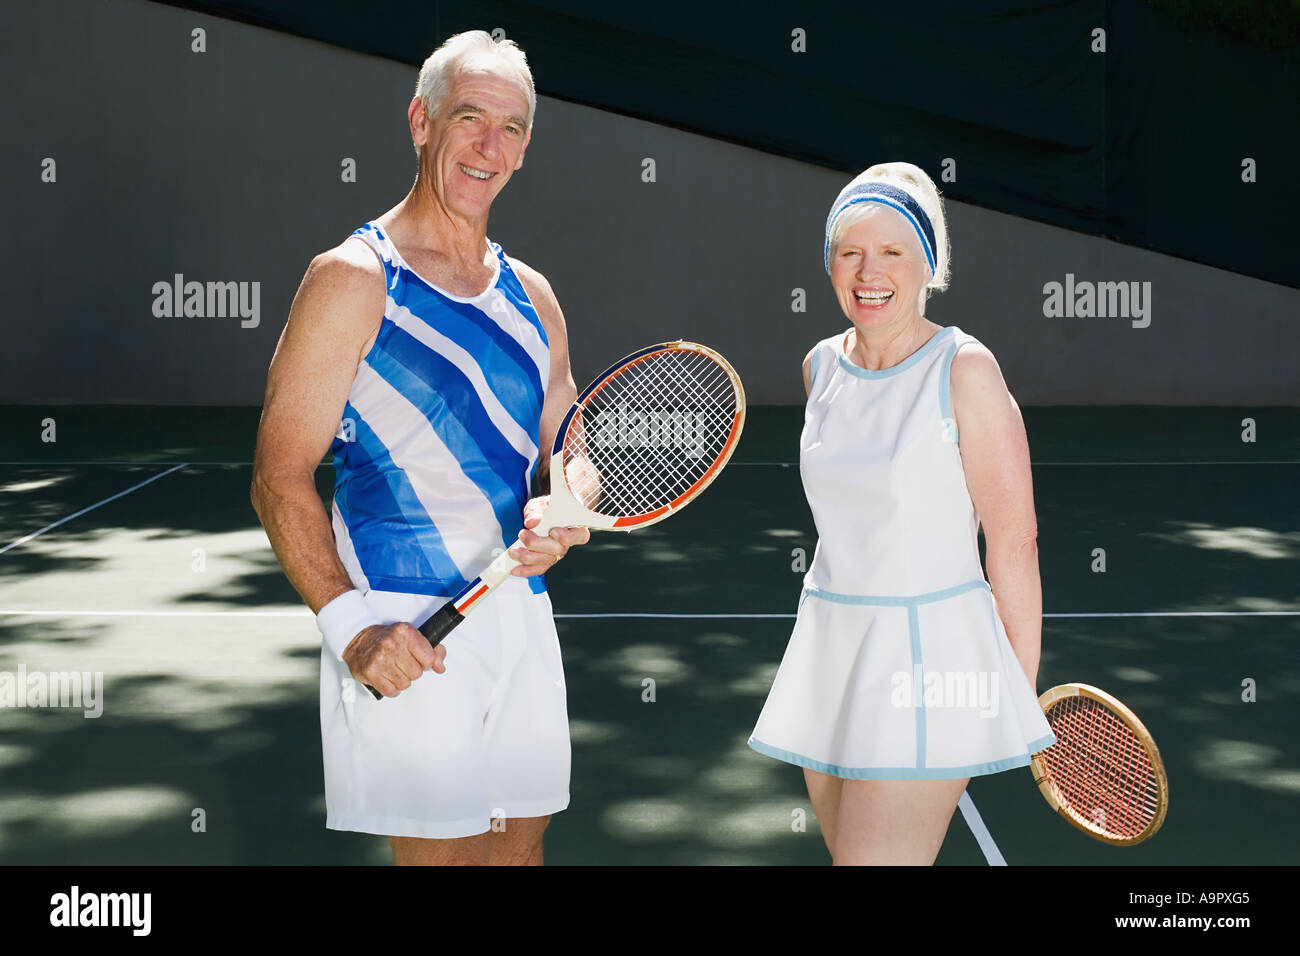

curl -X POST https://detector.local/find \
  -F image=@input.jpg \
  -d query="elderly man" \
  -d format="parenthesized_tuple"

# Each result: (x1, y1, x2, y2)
(251, 31, 588, 866)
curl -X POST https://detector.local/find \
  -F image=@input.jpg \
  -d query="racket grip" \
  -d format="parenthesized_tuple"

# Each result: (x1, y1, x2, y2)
(360, 603, 466, 701)
(418, 601, 466, 647)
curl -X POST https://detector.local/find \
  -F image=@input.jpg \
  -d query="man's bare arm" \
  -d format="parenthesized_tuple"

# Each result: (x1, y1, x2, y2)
(251, 242, 381, 614)
(508, 257, 588, 573)
(251, 240, 443, 695)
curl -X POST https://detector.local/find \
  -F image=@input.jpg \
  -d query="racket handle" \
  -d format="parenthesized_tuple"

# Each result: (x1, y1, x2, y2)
(361, 534, 543, 702)
(418, 600, 466, 647)
(360, 602, 466, 701)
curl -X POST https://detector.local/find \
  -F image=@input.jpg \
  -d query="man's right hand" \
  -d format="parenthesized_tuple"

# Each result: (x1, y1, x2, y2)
(342, 623, 447, 698)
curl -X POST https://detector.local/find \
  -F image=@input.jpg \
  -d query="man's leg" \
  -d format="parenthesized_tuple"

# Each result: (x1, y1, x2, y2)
(389, 815, 550, 865)
(390, 833, 490, 866)
(486, 815, 550, 866)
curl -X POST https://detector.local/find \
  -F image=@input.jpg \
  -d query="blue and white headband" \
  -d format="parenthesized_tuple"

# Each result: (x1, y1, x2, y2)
(824, 181, 937, 277)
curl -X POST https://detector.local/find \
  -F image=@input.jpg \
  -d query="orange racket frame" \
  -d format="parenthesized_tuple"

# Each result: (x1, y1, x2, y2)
(1030, 683, 1169, 846)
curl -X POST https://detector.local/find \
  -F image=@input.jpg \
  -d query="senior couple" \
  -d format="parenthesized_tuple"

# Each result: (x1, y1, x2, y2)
(251, 30, 1052, 866)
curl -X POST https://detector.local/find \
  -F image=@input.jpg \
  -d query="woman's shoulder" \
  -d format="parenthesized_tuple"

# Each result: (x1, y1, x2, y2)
(802, 330, 845, 366)
(812, 328, 847, 352)
(946, 328, 1008, 395)
(802, 330, 846, 394)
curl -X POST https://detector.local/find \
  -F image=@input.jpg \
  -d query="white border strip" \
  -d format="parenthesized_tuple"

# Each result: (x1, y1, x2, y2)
(0, 464, 188, 556)
(0, 609, 310, 617)
(958, 791, 1007, 866)
(728, 460, 1300, 468)
(2, 459, 1298, 468)
(0, 608, 1294, 619)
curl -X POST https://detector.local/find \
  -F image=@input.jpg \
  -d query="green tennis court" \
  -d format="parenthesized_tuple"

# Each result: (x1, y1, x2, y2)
(1, 405, 1295, 864)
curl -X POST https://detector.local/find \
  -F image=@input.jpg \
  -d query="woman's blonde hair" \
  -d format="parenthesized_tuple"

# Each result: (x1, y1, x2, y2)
(826, 162, 951, 313)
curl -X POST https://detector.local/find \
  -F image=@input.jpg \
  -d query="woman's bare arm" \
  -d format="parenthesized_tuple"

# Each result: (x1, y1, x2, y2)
(950, 343, 1042, 690)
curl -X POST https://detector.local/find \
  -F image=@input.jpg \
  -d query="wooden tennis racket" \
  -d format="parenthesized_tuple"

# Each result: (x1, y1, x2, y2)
(366, 340, 746, 699)
(1030, 683, 1169, 845)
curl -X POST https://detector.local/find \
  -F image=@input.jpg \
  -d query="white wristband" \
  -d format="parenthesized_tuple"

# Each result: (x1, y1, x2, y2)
(316, 590, 383, 662)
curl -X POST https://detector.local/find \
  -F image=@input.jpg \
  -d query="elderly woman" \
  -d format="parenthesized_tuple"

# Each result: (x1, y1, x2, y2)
(749, 162, 1055, 865)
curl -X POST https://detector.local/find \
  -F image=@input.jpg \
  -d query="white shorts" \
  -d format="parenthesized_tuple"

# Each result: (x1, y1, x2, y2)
(320, 576, 570, 839)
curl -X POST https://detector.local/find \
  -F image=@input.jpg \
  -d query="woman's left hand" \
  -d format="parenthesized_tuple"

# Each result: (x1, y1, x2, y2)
(509, 496, 591, 576)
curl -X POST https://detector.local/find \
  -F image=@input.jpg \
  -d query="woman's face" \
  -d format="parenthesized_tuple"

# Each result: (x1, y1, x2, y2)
(829, 208, 931, 327)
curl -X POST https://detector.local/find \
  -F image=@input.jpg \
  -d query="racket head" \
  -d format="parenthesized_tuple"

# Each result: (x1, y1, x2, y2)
(550, 341, 746, 530)
(1030, 683, 1169, 846)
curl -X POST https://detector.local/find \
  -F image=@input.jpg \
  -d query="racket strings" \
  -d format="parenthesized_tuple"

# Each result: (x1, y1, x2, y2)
(563, 349, 739, 517)
(1042, 697, 1159, 839)
(599, 357, 731, 504)
(574, 353, 734, 512)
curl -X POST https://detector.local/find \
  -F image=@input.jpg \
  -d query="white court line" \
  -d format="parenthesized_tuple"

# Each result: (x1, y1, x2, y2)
(1044, 611, 1300, 618)
(1028, 461, 1300, 467)
(729, 461, 1300, 467)
(0, 461, 256, 467)
(556, 612, 796, 619)
(0, 464, 188, 556)
(556, 613, 1300, 621)
(958, 791, 1007, 866)
(0, 609, 1295, 619)
(3, 459, 1299, 468)
(0, 609, 310, 618)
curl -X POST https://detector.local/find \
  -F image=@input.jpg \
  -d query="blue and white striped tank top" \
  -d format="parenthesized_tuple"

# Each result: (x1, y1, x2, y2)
(329, 221, 550, 597)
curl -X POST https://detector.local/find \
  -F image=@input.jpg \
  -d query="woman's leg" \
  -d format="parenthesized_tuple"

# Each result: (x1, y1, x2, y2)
(803, 768, 844, 856)
(831, 777, 969, 865)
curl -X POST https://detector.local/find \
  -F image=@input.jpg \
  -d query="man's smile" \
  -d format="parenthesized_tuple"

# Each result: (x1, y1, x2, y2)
(457, 162, 496, 180)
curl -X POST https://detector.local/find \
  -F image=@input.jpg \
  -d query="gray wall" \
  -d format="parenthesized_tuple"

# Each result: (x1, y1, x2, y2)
(2, 0, 1295, 406)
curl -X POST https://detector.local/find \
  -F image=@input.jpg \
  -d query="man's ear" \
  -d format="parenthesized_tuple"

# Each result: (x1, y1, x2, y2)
(408, 96, 429, 148)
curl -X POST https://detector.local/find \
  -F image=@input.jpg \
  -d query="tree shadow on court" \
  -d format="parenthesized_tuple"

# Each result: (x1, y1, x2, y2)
(2, 407, 1297, 864)
(0, 663, 381, 865)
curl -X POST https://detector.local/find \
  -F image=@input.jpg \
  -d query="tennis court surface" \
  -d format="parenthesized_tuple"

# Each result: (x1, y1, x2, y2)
(1, 405, 1296, 864)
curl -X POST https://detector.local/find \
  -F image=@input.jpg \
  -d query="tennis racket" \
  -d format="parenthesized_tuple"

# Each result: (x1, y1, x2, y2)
(1030, 683, 1169, 845)
(365, 340, 746, 699)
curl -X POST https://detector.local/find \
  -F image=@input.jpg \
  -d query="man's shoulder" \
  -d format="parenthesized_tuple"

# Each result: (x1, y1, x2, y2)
(285, 237, 385, 352)
(306, 236, 385, 293)
(505, 254, 552, 299)
(505, 255, 563, 328)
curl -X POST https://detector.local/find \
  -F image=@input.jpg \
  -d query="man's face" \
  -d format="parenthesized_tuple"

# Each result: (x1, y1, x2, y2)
(413, 54, 532, 219)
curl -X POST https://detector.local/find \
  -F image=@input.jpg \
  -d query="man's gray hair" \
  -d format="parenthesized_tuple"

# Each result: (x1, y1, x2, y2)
(415, 31, 536, 130)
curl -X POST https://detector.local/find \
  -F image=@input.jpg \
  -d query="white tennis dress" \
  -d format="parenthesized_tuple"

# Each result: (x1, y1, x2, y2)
(749, 325, 1056, 779)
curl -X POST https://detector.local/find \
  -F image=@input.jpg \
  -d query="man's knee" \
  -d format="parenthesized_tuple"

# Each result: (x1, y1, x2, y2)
(390, 833, 490, 866)
(488, 814, 551, 864)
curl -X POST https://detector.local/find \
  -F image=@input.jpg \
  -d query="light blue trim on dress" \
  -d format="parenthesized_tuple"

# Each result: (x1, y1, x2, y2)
(980, 584, 1060, 757)
(801, 577, 990, 607)
(747, 735, 1060, 780)
(793, 577, 1036, 774)
(807, 341, 829, 393)
(836, 325, 955, 380)
(908, 603, 925, 769)
(939, 339, 963, 446)
(1025, 732, 1058, 754)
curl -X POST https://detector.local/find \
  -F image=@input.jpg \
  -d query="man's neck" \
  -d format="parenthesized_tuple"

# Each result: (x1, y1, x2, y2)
(390, 169, 490, 268)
